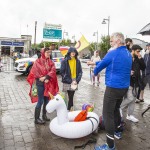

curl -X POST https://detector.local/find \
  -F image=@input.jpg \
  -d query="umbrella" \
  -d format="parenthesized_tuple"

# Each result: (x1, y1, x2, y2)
(138, 23, 150, 35)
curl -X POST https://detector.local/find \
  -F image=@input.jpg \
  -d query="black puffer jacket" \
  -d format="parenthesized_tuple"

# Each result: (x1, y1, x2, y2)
(144, 53, 150, 76)
(130, 56, 146, 88)
(60, 47, 82, 84)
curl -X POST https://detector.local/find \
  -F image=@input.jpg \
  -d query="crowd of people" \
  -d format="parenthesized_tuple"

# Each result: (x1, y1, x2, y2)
(26, 32, 150, 150)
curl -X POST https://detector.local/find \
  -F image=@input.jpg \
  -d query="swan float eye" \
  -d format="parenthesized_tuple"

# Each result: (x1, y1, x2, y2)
(56, 98, 59, 101)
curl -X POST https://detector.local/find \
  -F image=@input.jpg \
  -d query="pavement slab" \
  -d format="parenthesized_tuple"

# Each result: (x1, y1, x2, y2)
(0, 58, 150, 150)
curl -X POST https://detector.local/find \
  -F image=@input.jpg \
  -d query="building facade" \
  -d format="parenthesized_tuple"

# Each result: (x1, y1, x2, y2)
(0, 35, 32, 56)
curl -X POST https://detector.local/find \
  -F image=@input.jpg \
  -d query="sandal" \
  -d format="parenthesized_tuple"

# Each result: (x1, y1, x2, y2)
(139, 99, 144, 102)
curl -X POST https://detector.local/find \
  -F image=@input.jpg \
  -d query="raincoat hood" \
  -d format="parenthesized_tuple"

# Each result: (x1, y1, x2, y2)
(40, 48, 51, 59)
(66, 47, 78, 59)
(40, 48, 45, 59)
(27, 48, 59, 101)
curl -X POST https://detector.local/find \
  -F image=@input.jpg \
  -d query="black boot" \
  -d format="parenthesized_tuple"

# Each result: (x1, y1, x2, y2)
(42, 104, 50, 121)
(34, 108, 45, 124)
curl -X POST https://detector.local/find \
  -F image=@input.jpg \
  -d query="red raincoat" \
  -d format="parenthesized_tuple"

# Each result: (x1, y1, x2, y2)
(27, 49, 59, 103)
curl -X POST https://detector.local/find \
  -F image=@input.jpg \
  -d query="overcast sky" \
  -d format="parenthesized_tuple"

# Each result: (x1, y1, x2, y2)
(0, 0, 150, 44)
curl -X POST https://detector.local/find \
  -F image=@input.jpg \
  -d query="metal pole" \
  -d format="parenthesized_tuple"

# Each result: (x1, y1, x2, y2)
(97, 31, 98, 50)
(63, 30, 65, 40)
(108, 16, 110, 37)
(27, 24, 28, 53)
(34, 21, 37, 49)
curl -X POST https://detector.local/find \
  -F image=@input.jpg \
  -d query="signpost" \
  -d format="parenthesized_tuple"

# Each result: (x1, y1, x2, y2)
(43, 23, 62, 40)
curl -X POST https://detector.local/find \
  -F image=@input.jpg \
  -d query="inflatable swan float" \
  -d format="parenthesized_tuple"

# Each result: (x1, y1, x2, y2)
(46, 94, 99, 139)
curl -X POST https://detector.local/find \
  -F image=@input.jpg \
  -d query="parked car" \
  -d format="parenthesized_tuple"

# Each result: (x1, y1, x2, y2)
(14, 50, 64, 74)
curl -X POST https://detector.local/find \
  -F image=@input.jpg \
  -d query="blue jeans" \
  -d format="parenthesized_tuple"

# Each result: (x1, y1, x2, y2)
(36, 85, 49, 109)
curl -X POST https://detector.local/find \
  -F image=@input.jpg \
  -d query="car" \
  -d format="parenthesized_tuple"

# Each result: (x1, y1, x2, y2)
(14, 50, 64, 74)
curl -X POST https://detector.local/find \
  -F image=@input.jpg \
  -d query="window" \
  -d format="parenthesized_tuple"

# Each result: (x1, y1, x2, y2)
(52, 51, 63, 58)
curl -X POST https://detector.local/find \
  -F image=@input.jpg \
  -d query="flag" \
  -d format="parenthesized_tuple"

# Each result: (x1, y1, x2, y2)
(59, 46, 69, 56)
(75, 35, 90, 52)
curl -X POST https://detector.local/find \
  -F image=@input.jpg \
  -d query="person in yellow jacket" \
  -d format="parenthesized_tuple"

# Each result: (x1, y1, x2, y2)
(60, 47, 82, 111)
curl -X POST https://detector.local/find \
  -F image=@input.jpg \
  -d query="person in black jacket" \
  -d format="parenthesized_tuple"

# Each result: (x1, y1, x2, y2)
(137, 43, 150, 102)
(60, 47, 82, 111)
(125, 38, 133, 52)
(120, 45, 146, 122)
(143, 44, 150, 87)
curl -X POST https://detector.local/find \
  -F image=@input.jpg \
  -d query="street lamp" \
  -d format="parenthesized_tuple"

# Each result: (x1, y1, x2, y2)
(93, 31, 98, 50)
(63, 30, 68, 40)
(102, 16, 110, 36)
(72, 35, 75, 43)
(34, 21, 37, 50)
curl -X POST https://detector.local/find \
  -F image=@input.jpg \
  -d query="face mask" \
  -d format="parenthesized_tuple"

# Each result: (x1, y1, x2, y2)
(134, 55, 138, 58)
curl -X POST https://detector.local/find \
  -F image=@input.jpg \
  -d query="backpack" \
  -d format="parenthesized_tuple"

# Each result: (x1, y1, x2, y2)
(74, 110, 87, 122)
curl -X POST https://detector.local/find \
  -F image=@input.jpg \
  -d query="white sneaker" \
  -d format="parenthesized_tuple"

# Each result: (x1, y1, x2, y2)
(126, 115, 139, 123)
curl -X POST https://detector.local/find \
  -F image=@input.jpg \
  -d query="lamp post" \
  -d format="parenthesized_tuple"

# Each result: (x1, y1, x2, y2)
(27, 24, 29, 53)
(93, 31, 98, 50)
(102, 16, 110, 37)
(102, 16, 110, 50)
(72, 35, 75, 44)
(34, 21, 37, 50)
(63, 30, 68, 40)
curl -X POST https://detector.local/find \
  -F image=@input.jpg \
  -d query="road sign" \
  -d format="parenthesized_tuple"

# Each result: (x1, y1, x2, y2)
(1, 41, 12, 46)
(43, 28, 62, 39)
(44, 23, 62, 29)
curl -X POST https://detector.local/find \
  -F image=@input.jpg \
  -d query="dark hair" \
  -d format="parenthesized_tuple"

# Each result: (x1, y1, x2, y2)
(44, 47, 50, 52)
(125, 38, 132, 44)
(131, 45, 142, 51)
(65, 47, 78, 59)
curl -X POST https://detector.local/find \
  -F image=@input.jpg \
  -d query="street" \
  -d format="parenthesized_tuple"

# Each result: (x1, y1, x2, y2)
(0, 57, 150, 150)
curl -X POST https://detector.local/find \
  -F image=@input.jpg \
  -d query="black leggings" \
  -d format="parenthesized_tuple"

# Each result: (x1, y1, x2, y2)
(67, 90, 75, 110)
(103, 87, 128, 148)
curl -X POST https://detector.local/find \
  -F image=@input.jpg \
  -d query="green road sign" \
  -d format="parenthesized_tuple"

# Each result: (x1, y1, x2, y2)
(43, 28, 62, 39)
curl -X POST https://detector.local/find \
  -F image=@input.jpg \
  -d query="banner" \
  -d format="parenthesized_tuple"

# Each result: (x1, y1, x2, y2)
(59, 46, 69, 56)
(75, 35, 90, 52)
(59, 35, 90, 56)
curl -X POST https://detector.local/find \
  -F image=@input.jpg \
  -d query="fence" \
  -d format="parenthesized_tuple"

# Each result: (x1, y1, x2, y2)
(0, 55, 14, 72)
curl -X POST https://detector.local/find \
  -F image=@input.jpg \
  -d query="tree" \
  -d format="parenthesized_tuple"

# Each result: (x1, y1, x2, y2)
(99, 35, 110, 58)
(89, 42, 95, 55)
(59, 39, 72, 46)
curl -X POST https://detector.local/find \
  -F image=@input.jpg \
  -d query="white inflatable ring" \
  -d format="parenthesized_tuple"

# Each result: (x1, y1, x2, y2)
(46, 94, 99, 139)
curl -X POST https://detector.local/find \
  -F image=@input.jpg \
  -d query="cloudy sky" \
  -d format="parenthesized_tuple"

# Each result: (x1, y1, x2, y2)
(0, 0, 150, 43)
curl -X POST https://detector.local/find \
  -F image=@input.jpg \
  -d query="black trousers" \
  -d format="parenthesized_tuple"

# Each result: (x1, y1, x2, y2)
(67, 90, 75, 110)
(103, 86, 128, 148)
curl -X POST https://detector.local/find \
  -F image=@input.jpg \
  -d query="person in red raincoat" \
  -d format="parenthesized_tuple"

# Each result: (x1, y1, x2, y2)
(27, 47, 59, 125)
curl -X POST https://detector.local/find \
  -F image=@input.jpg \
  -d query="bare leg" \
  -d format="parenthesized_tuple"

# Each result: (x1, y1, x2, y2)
(93, 74, 95, 85)
(139, 90, 144, 102)
(97, 74, 100, 86)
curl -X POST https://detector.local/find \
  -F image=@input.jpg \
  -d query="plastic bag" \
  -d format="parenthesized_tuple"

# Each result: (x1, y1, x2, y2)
(31, 82, 38, 97)
(71, 83, 78, 90)
(30, 81, 38, 103)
